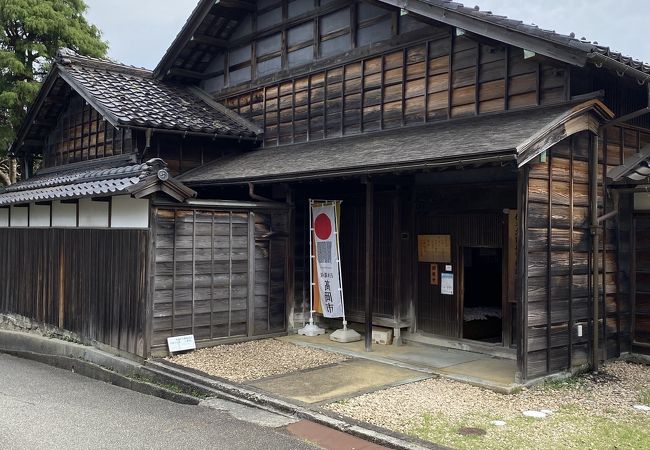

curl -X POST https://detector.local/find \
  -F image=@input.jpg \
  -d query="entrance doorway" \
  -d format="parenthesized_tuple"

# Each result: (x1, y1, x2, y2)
(462, 247, 503, 343)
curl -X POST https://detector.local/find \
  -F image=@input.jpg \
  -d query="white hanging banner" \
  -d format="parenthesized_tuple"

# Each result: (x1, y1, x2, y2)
(312, 204, 344, 318)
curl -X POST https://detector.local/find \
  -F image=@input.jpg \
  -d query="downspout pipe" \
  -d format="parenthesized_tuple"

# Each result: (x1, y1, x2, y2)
(248, 182, 274, 203)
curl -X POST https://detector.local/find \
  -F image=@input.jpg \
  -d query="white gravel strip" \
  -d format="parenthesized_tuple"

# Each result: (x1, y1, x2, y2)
(326, 361, 650, 434)
(166, 338, 349, 383)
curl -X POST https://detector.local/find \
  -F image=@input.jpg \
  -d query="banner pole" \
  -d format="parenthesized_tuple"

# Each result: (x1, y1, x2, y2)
(298, 199, 325, 336)
(329, 200, 361, 343)
(335, 201, 347, 330)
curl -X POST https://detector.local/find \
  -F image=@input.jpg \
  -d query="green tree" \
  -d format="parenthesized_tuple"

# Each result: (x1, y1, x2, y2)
(0, 0, 107, 186)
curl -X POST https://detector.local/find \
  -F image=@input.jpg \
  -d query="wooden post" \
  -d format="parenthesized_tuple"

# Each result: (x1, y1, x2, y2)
(590, 133, 600, 372)
(365, 179, 374, 352)
(58, 238, 65, 329)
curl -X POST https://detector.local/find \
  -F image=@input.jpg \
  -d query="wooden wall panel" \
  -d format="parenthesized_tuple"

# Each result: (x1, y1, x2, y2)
(152, 207, 289, 351)
(0, 228, 149, 356)
(522, 126, 644, 379)
(220, 32, 569, 147)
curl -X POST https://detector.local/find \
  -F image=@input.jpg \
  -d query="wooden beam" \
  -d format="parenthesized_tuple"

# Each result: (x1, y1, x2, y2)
(219, 0, 256, 12)
(365, 179, 374, 352)
(167, 68, 206, 80)
(21, 139, 44, 147)
(191, 34, 230, 49)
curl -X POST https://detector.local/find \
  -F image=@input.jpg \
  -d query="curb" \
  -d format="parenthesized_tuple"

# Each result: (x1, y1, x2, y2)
(1, 348, 200, 405)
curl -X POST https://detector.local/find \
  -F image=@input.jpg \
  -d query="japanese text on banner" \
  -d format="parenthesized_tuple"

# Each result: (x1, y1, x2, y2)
(312, 204, 344, 318)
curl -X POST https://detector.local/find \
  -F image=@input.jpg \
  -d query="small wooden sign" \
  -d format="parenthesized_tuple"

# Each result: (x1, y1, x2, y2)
(167, 335, 196, 353)
(430, 264, 438, 285)
(417, 235, 451, 263)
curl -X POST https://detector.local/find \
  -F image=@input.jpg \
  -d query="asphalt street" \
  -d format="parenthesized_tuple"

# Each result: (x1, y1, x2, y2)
(0, 353, 316, 450)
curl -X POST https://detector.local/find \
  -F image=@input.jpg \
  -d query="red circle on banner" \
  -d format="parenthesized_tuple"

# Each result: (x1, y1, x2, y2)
(314, 213, 333, 240)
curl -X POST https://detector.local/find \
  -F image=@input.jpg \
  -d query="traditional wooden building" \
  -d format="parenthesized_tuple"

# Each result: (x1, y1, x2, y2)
(2, 0, 650, 382)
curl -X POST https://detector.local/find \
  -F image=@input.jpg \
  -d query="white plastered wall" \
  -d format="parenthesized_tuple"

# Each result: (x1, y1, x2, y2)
(29, 203, 51, 227)
(52, 201, 77, 227)
(78, 198, 109, 228)
(0, 208, 8, 227)
(110, 195, 149, 228)
(9, 205, 28, 227)
(635, 192, 650, 210)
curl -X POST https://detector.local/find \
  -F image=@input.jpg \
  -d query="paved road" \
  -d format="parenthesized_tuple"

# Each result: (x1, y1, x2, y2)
(0, 353, 316, 450)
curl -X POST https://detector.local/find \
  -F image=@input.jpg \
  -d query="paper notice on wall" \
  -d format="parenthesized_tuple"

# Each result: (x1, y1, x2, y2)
(417, 235, 451, 262)
(441, 272, 454, 295)
(167, 335, 196, 353)
(312, 204, 344, 318)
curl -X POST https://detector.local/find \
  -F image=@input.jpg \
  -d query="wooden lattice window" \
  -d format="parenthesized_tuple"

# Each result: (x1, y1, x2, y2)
(44, 96, 131, 168)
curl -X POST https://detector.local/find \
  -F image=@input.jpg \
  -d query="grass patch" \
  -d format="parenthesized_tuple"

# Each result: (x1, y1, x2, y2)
(541, 374, 584, 391)
(408, 406, 650, 450)
(130, 373, 209, 399)
(639, 389, 650, 405)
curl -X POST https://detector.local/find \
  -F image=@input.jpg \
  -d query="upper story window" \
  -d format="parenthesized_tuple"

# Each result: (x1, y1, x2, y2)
(201, 0, 412, 93)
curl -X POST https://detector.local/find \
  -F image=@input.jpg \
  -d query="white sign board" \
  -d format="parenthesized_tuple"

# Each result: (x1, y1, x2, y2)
(167, 335, 196, 353)
(312, 204, 344, 318)
(441, 272, 454, 295)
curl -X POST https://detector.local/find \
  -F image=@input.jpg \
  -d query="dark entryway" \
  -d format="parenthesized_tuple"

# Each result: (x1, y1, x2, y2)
(462, 247, 503, 343)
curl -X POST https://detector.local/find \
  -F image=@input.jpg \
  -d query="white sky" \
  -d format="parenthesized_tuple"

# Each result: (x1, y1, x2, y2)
(84, 0, 650, 70)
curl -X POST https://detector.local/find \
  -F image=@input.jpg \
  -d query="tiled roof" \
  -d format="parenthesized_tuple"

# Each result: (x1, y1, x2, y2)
(179, 103, 592, 185)
(57, 49, 261, 137)
(0, 157, 193, 206)
(417, 0, 650, 76)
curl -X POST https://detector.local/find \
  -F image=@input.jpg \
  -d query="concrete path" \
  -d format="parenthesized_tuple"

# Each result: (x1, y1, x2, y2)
(0, 353, 314, 450)
(251, 359, 430, 404)
(281, 333, 519, 392)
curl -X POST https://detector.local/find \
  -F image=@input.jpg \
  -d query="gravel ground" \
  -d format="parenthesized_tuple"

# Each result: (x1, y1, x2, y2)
(166, 338, 349, 383)
(326, 360, 650, 449)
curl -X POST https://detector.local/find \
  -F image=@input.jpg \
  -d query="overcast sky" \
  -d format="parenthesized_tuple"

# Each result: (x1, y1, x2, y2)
(84, 0, 650, 70)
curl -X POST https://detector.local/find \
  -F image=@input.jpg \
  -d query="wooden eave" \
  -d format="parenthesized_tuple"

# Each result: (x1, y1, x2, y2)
(381, 0, 587, 67)
(516, 99, 615, 167)
(154, 0, 240, 80)
(10, 67, 62, 156)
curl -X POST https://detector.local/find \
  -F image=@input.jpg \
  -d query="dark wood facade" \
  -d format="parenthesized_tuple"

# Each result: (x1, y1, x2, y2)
(0, 228, 149, 356)
(220, 25, 568, 147)
(150, 205, 290, 354)
(4, 0, 650, 382)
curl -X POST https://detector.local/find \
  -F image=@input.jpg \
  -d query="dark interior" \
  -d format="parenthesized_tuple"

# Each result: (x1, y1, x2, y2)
(462, 247, 502, 343)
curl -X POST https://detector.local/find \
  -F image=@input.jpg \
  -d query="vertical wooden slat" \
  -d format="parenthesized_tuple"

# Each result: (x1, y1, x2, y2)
(210, 212, 215, 339)
(568, 137, 575, 367)
(248, 212, 256, 337)
(58, 237, 65, 329)
(517, 166, 530, 381)
(191, 210, 196, 335)
(423, 39, 430, 123)
(546, 150, 553, 374)
(171, 212, 177, 336)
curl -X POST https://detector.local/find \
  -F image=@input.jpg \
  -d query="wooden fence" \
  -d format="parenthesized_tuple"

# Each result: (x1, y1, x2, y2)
(0, 228, 149, 356)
